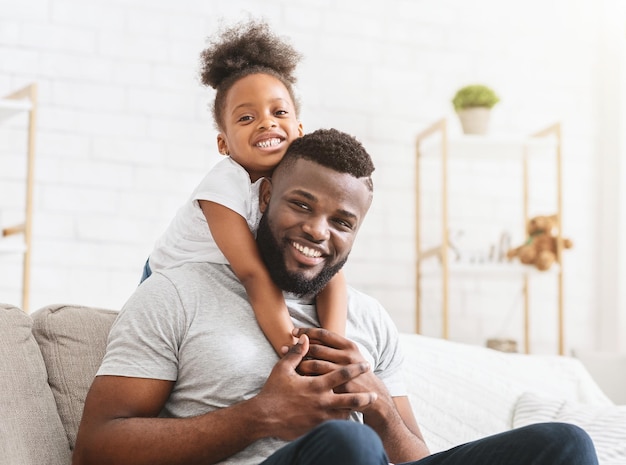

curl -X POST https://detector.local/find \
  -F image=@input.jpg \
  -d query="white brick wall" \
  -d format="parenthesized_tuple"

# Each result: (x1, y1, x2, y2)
(0, 0, 621, 355)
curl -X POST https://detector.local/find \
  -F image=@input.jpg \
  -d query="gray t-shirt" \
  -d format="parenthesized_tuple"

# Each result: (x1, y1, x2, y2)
(98, 262, 407, 464)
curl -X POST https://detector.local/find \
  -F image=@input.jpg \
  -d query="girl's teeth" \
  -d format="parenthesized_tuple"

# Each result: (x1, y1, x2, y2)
(257, 138, 280, 148)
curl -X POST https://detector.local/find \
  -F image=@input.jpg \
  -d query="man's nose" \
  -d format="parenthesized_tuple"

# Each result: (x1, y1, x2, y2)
(302, 216, 331, 242)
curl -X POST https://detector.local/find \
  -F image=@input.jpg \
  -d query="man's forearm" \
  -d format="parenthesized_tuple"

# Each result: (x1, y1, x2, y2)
(73, 397, 267, 465)
(364, 396, 430, 464)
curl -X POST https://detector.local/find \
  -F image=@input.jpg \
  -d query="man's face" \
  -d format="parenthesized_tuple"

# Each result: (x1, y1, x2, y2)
(257, 158, 373, 296)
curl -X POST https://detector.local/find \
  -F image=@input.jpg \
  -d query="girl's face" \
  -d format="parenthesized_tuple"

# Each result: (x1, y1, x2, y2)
(217, 73, 303, 182)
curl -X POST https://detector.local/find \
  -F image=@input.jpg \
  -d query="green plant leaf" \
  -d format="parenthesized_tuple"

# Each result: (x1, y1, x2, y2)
(452, 84, 500, 111)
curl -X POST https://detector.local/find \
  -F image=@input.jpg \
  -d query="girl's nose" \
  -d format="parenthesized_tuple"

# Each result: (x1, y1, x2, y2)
(258, 115, 277, 130)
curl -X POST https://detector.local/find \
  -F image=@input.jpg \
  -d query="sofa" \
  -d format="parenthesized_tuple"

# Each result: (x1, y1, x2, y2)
(1, 302, 625, 465)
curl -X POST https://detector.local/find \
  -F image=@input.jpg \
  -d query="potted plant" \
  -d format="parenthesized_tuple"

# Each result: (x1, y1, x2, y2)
(452, 84, 500, 135)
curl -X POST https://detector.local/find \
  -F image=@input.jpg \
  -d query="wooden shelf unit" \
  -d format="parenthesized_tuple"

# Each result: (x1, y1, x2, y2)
(0, 83, 38, 312)
(415, 118, 566, 354)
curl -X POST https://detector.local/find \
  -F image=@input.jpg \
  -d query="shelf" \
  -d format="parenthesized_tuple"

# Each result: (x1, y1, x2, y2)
(0, 84, 38, 312)
(415, 118, 565, 355)
(0, 98, 33, 121)
(419, 261, 560, 277)
(0, 239, 27, 254)
(418, 133, 558, 160)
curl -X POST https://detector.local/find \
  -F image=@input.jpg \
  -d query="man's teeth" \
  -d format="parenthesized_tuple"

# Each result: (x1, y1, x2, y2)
(292, 242, 322, 258)
(256, 138, 281, 148)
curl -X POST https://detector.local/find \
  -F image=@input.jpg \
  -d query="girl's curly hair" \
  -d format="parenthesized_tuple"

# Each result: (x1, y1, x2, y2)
(199, 20, 302, 130)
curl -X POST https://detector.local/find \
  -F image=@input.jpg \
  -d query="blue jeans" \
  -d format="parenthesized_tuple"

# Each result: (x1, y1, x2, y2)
(260, 420, 598, 465)
(139, 258, 152, 284)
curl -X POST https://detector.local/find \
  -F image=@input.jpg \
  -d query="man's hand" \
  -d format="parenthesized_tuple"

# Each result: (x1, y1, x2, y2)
(291, 327, 396, 432)
(255, 334, 378, 440)
(292, 327, 431, 464)
(292, 328, 388, 402)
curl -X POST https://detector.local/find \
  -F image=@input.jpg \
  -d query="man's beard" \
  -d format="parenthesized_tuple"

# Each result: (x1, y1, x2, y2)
(256, 214, 347, 297)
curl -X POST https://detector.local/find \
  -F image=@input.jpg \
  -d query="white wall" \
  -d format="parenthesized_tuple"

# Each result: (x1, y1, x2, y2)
(0, 0, 620, 354)
(595, 0, 626, 353)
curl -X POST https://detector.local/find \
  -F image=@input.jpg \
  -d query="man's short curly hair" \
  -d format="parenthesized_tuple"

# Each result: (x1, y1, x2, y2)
(276, 129, 375, 192)
(199, 20, 302, 130)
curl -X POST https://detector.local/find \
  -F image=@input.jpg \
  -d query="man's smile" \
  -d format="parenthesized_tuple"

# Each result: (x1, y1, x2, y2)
(289, 241, 326, 268)
(291, 241, 323, 258)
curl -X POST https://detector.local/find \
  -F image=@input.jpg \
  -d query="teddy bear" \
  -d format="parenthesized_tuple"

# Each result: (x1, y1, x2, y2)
(506, 214, 573, 271)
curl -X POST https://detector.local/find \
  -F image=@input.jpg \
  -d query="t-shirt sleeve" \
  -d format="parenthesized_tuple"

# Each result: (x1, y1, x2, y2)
(97, 273, 185, 380)
(192, 158, 251, 220)
(373, 302, 408, 398)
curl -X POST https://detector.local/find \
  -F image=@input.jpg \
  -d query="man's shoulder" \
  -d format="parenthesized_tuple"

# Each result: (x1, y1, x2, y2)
(156, 262, 234, 283)
(346, 285, 383, 309)
(345, 285, 393, 329)
(137, 263, 245, 310)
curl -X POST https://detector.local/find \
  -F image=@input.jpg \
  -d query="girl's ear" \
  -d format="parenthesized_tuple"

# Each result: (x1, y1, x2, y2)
(259, 178, 272, 214)
(216, 134, 229, 156)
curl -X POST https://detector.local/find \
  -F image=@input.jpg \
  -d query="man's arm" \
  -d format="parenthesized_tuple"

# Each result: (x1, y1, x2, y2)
(294, 327, 430, 464)
(73, 335, 378, 465)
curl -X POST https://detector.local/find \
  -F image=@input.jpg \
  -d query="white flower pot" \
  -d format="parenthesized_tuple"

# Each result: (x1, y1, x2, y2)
(457, 107, 491, 135)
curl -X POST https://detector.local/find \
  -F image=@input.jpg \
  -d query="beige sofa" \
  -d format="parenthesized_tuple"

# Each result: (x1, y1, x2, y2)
(1, 303, 117, 464)
(1, 302, 624, 465)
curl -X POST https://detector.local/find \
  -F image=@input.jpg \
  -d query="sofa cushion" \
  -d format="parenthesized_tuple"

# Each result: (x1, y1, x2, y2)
(513, 392, 626, 465)
(31, 304, 118, 450)
(0, 303, 71, 465)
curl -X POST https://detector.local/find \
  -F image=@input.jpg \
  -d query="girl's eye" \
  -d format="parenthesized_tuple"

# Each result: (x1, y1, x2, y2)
(238, 115, 253, 122)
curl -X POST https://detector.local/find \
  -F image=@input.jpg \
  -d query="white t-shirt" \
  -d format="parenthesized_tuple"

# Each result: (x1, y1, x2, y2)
(148, 157, 264, 271)
(98, 262, 407, 465)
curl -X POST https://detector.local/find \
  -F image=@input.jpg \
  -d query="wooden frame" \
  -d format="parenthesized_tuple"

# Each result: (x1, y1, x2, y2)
(1, 83, 38, 311)
(415, 119, 565, 354)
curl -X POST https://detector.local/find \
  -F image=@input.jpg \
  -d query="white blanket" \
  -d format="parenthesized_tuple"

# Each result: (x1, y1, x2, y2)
(398, 333, 612, 453)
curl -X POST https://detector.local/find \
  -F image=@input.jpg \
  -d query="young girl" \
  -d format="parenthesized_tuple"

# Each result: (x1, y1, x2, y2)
(142, 20, 347, 355)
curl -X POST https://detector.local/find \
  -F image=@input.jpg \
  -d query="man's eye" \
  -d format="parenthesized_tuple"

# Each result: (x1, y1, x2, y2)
(275, 110, 288, 116)
(334, 219, 353, 230)
(291, 201, 310, 211)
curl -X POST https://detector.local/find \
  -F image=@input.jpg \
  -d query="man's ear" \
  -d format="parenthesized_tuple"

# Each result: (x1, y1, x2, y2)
(259, 178, 272, 214)
(297, 122, 304, 137)
(217, 134, 229, 156)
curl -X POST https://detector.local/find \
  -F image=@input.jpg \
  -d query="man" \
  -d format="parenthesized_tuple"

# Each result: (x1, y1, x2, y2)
(73, 129, 597, 465)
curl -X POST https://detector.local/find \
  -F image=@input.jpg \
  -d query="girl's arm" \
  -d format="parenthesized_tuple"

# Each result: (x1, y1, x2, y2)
(199, 200, 297, 355)
(315, 270, 347, 336)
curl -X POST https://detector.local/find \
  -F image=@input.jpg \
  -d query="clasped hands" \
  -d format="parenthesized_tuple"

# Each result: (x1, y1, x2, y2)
(256, 327, 389, 441)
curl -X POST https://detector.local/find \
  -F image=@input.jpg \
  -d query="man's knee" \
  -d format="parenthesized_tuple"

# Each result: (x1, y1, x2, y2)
(524, 422, 598, 463)
(306, 420, 388, 464)
(552, 422, 597, 457)
(530, 422, 593, 444)
(316, 419, 380, 442)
